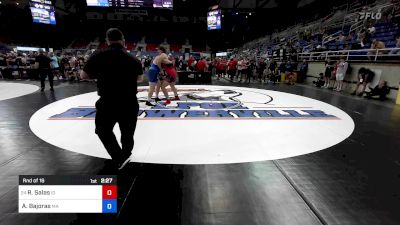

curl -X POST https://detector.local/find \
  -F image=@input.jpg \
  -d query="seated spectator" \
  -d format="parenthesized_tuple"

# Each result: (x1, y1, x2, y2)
(367, 22, 376, 35)
(389, 34, 400, 55)
(337, 33, 346, 44)
(313, 73, 325, 88)
(351, 67, 375, 96)
(358, 27, 372, 48)
(346, 31, 357, 42)
(364, 80, 390, 100)
(368, 39, 386, 60)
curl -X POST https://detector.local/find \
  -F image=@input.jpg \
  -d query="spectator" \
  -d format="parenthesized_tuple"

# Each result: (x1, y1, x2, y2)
(298, 59, 308, 83)
(216, 58, 226, 80)
(237, 58, 244, 82)
(313, 73, 325, 88)
(368, 39, 386, 60)
(49, 52, 61, 80)
(285, 60, 295, 85)
(358, 27, 372, 48)
(367, 23, 376, 35)
(240, 57, 249, 83)
(257, 58, 267, 82)
(389, 34, 400, 55)
(337, 33, 346, 44)
(227, 57, 238, 81)
(268, 59, 278, 84)
(196, 57, 207, 72)
(246, 59, 256, 83)
(0, 53, 7, 79)
(346, 31, 357, 42)
(334, 57, 348, 92)
(365, 80, 390, 100)
(351, 67, 375, 96)
(188, 55, 195, 71)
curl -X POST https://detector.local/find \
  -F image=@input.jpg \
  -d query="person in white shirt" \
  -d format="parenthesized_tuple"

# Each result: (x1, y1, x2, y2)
(237, 58, 243, 81)
(334, 57, 348, 92)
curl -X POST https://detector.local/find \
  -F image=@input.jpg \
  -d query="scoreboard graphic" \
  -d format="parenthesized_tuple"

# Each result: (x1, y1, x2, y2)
(19, 175, 117, 213)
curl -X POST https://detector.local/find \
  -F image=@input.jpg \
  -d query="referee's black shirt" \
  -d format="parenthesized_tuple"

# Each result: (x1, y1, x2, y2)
(83, 43, 143, 102)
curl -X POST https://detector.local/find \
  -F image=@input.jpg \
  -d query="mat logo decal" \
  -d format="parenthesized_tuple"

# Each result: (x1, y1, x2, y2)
(48, 89, 339, 120)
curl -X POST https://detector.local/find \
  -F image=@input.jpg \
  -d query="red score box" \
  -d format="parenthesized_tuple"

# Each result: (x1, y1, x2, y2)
(102, 185, 117, 199)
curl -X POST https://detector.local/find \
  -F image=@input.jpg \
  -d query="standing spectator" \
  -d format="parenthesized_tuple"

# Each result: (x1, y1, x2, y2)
(188, 55, 195, 71)
(227, 57, 238, 81)
(215, 58, 225, 80)
(196, 57, 207, 72)
(298, 59, 308, 83)
(257, 58, 266, 82)
(268, 59, 278, 83)
(237, 57, 244, 82)
(334, 57, 348, 92)
(323, 58, 335, 88)
(285, 60, 295, 85)
(246, 59, 256, 83)
(0, 53, 7, 79)
(49, 52, 61, 80)
(35, 49, 53, 92)
(240, 57, 249, 83)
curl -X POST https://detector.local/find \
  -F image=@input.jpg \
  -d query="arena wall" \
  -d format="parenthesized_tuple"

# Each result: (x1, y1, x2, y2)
(306, 62, 400, 101)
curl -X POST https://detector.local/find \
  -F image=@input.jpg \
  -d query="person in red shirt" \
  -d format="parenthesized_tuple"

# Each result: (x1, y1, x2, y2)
(188, 56, 195, 71)
(227, 57, 238, 81)
(216, 58, 227, 80)
(196, 57, 207, 72)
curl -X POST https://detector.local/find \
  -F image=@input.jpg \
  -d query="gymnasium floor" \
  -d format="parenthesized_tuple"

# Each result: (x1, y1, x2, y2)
(0, 79, 399, 225)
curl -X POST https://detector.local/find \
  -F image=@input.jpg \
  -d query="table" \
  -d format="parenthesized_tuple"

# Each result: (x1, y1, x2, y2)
(178, 71, 212, 84)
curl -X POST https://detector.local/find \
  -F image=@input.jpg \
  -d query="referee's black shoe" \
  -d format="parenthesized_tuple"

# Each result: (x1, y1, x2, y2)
(118, 151, 132, 170)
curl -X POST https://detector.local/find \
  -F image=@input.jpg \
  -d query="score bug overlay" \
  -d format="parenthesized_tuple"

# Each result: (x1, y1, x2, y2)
(19, 175, 117, 213)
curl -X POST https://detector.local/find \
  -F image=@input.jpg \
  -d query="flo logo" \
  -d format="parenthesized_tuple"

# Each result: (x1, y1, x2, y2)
(48, 88, 338, 120)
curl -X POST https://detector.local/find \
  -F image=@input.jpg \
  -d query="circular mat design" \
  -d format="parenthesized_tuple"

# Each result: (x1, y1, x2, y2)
(30, 85, 354, 164)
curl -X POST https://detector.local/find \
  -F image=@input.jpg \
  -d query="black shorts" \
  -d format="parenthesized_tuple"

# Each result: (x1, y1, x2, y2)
(325, 71, 332, 77)
(227, 70, 236, 76)
(216, 70, 225, 74)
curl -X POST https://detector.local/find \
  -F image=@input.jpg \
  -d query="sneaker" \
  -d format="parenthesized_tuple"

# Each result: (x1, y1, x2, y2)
(145, 101, 155, 106)
(155, 97, 161, 102)
(164, 99, 171, 105)
(174, 96, 180, 101)
(357, 92, 364, 97)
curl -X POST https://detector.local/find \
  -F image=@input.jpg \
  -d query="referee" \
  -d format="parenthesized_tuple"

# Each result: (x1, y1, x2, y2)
(80, 28, 143, 169)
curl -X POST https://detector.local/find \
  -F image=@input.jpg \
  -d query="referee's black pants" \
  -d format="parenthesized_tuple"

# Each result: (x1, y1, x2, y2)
(95, 98, 139, 161)
(39, 69, 54, 89)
